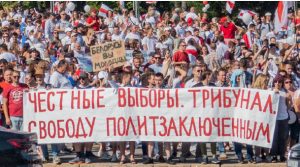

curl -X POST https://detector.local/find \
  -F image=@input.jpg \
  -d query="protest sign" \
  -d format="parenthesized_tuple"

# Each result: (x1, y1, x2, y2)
(23, 87, 279, 148)
(90, 40, 126, 72)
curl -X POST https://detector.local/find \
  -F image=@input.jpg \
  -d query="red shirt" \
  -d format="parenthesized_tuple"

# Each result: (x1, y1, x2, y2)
(220, 22, 237, 39)
(173, 50, 190, 63)
(3, 83, 28, 117)
(86, 16, 100, 31)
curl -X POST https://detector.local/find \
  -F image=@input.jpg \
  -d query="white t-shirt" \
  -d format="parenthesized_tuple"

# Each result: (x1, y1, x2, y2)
(50, 71, 73, 89)
(142, 36, 157, 52)
(185, 12, 198, 21)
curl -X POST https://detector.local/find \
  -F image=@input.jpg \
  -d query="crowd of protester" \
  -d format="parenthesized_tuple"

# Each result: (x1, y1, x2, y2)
(0, 2, 300, 165)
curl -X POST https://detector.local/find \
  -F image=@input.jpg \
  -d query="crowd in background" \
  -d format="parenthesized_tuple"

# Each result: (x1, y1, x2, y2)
(0, 2, 300, 165)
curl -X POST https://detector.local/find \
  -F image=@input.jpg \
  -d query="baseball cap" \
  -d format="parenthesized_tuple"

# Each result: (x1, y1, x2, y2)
(265, 12, 272, 16)
(98, 71, 108, 79)
(65, 27, 73, 33)
(79, 72, 88, 79)
(71, 32, 77, 37)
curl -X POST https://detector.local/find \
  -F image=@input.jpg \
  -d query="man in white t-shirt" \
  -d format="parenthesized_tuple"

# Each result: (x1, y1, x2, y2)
(125, 25, 141, 42)
(142, 28, 157, 52)
(185, 7, 198, 21)
(0, 44, 17, 63)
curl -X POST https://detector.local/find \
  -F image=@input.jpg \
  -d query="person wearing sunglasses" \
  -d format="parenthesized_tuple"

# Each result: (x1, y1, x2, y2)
(2, 70, 28, 131)
(149, 54, 163, 74)
(269, 74, 289, 162)
(56, 11, 71, 40)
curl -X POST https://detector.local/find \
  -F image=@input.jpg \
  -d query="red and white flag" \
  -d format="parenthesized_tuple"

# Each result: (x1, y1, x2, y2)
(99, 3, 112, 18)
(226, 1, 235, 14)
(238, 10, 257, 19)
(274, 1, 293, 32)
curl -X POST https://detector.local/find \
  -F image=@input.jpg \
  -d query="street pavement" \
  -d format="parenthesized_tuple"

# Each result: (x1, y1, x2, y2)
(43, 143, 286, 167)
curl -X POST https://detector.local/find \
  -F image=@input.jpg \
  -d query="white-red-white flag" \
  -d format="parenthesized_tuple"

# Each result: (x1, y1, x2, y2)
(238, 10, 257, 19)
(99, 3, 112, 18)
(274, 1, 293, 32)
(226, 1, 235, 14)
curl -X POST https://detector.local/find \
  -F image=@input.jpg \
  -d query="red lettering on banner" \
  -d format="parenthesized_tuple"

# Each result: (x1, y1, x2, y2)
(223, 89, 232, 108)
(256, 123, 270, 143)
(203, 118, 212, 136)
(158, 90, 165, 108)
(232, 89, 241, 107)
(118, 88, 126, 107)
(91, 89, 95, 108)
(175, 89, 179, 107)
(47, 92, 55, 111)
(28, 92, 37, 113)
(66, 119, 75, 138)
(159, 116, 167, 136)
(128, 88, 135, 107)
(189, 117, 198, 136)
(239, 118, 246, 139)
(39, 121, 46, 139)
(188, 89, 200, 107)
(246, 120, 252, 139)
(240, 90, 250, 109)
(263, 95, 273, 114)
(97, 89, 105, 108)
(252, 121, 258, 140)
(37, 92, 46, 112)
(71, 90, 81, 109)
(212, 118, 221, 136)
(106, 117, 116, 136)
(48, 121, 56, 138)
(202, 89, 209, 108)
(167, 90, 174, 107)
(179, 116, 188, 136)
(198, 118, 204, 136)
(86, 117, 95, 137)
(149, 89, 157, 108)
(140, 88, 148, 107)
(75, 118, 87, 138)
(137, 116, 148, 135)
(83, 90, 90, 109)
(135, 88, 139, 107)
(221, 118, 230, 136)
(28, 121, 36, 132)
(126, 117, 137, 136)
(149, 116, 158, 136)
(57, 120, 65, 138)
(118, 117, 126, 136)
(232, 118, 239, 137)
(57, 91, 67, 110)
(250, 92, 262, 111)
(211, 89, 221, 108)
(167, 118, 178, 136)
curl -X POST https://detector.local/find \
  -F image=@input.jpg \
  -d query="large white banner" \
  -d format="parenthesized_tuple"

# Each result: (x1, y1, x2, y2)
(23, 87, 279, 148)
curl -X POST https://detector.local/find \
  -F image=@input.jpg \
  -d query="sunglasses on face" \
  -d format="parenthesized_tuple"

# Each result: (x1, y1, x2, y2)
(285, 81, 292, 84)
(13, 75, 20, 78)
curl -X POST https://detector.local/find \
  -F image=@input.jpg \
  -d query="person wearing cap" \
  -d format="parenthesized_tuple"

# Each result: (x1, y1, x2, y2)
(55, 10, 71, 40)
(75, 23, 85, 47)
(61, 27, 73, 46)
(44, 13, 57, 40)
(257, 15, 274, 40)
(219, 16, 237, 43)
(68, 72, 94, 164)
